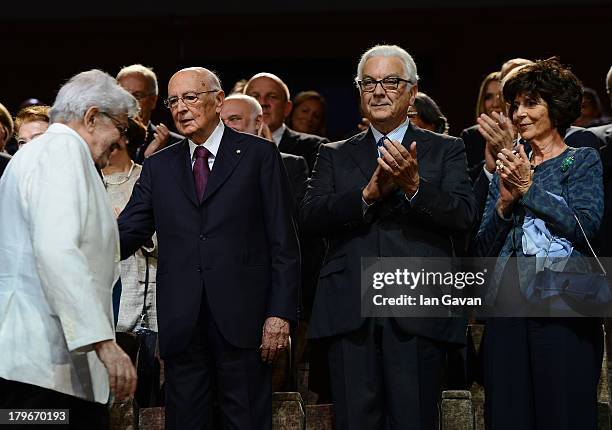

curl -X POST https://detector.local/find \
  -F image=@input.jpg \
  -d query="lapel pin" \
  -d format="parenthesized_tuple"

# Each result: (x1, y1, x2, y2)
(236, 149, 241, 155)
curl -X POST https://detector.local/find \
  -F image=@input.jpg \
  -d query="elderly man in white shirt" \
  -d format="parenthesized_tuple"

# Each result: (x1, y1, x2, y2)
(0, 69, 138, 428)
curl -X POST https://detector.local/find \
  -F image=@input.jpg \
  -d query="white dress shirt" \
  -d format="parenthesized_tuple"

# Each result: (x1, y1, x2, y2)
(189, 120, 224, 170)
(0, 123, 119, 403)
(271, 123, 286, 147)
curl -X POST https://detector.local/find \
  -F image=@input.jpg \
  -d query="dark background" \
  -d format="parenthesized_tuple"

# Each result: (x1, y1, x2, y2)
(1, 1, 611, 139)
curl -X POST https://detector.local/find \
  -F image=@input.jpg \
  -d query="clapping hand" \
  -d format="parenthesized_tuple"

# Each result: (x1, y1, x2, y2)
(477, 112, 516, 173)
(378, 139, 419, 198)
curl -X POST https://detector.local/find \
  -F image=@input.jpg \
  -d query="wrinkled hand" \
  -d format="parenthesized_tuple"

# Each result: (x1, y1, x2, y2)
(260, 317, 290, 363)
(478, 112, 516, 173)
(496, 145, 532, 195)
(362, 164, 397, 205)
(94, 340, 137, 401)
(258, 123, 274, 142)
(144, 123, 170, 158)
(378, 139, 419, 198)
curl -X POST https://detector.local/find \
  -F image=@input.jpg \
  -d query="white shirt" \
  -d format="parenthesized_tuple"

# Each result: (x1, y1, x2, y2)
(0, 123, 119, 403)
(189, 120, 224, 170)
(271, 123, 286, 146)
(370, 118, 410, 157)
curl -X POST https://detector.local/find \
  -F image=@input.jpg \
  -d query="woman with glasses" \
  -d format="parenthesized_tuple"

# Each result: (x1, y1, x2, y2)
(474, 58, 604, 430)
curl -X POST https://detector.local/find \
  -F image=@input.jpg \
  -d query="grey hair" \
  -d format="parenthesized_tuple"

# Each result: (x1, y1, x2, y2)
(606, 65, 612, 92)
(245, 72, 291, 101)
(116, 64, 158, 95)
(50, 69, 139, 123)
(225, 94, 262, 119)
(356, 45, 419, 84)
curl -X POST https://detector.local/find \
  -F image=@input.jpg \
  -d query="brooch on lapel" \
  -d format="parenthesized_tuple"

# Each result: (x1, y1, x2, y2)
(560, 155, 574, 172)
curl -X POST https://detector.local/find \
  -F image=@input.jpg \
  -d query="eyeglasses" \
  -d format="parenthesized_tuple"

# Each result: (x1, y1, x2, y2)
(356, 77, 412, 93)
(163, 90, 219, 109)
(100, 112, 128, 137)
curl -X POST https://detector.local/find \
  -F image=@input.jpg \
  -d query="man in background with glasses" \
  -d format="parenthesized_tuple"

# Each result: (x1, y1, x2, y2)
(117, 64, 183, 163)
(301, 45, 477, 429)
(118, 67, 299, 430)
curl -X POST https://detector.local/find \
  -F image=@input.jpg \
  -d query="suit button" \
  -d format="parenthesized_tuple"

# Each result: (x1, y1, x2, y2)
(196, 267, 202, 272)
(200, 234, 207, 241)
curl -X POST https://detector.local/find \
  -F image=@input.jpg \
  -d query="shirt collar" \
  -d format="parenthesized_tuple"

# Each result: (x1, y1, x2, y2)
(271, 123, 286, 146)
(369, 118, 411, 145)
(189, 120, 224, 160)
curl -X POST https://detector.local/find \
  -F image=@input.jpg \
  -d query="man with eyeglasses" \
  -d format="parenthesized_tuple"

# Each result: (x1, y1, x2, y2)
(244, 72, 328, 172)
(117, 64, 183, 163)
(301, 45, 477, 429)
(118, 67, 299, 430)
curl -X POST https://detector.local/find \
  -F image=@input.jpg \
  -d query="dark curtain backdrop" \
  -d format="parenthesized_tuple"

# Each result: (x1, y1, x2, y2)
(1, 4, 611, 140)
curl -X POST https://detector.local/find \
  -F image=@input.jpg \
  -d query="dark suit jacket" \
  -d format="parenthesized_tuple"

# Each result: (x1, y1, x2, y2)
(118, 126, 300, 357)
(590, 123, 612, 256)
(280, 153, 308, 211)
(0, 152, 11, 178)
(133, 122, 184, 164)
(301, 123, 477, 343)
(460, 125, 486, 181)
(279, 127, 328, 173)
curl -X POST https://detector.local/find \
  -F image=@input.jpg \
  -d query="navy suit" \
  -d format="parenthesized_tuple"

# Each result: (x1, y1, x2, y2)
(118, 126, 299, 429)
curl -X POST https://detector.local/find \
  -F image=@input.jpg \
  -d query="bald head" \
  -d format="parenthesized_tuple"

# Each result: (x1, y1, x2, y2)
(169, 67, 222, 91)
(220, 94, 263, 135)
(244, 72, 292, 132)
(167, 67, 225, 144)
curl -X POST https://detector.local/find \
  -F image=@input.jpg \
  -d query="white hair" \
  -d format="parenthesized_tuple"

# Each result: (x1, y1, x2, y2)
(50, 69, 139, 123)
(245, 72, 291, 101)
(225, 94, 262, 119)
(116, 64, 159, 95)
(606, 65, 612, 92)
(356, 44, 419, 84)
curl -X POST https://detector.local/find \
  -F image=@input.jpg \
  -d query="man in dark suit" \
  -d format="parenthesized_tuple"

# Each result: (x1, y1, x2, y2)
(301, 45, 477, 429)
(118, 67, 300, 429)
(589, 65, 612, 255)
(116, 64, 183, 163)
(244, 72, 328, 172)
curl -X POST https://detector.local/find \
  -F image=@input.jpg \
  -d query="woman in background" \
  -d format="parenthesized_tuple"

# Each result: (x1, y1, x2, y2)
(287, 90, 327, 137)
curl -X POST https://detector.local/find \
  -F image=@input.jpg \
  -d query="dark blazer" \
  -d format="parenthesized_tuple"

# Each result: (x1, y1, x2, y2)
(590, 123, 612, 256)
(301, 124, 477, 343)
(460, 125, 486, 181)
(279, 127, 328, 173)
(0, 152, 11, 178)
(118, 126, 300, 357)
(280, 153, 308, 211)
(133, 122, 184, 164)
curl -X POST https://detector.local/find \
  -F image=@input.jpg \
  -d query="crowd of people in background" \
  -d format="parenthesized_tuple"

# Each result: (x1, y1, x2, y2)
(1, 45, 611, 429)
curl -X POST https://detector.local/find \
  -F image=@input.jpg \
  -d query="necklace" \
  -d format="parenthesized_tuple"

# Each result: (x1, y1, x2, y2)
(103, 161, 136, 186)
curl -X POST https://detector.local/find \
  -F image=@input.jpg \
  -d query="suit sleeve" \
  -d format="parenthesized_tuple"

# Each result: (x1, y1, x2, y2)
(118, 157, 156, 259)
(300, 144, 366, 236)
(26, 139, 114, 352)
(260, 145, 300, 321)
(408, 137, 478, 232)
(291, 156, 309, 212)
(472, 174, 513, 257)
